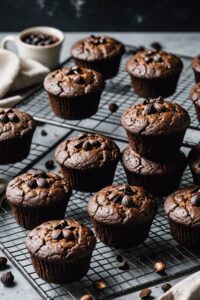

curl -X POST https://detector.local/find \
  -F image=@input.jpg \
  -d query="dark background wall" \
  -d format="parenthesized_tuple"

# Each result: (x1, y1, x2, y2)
(0, 0, 199, 31)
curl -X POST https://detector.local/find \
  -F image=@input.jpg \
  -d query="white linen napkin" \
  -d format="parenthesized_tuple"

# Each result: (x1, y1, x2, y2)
(0, 48, 49, 106)
(158, 271, 200, 300)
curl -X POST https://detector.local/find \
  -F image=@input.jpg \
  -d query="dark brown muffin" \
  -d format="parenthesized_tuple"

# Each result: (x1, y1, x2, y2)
(88, 184, 157, 248)
(0, 108, 36, 164)
(192, 55, 200, 83)
(26, 219, 96, 283)
(164, 186, 200, 248)
(121, 146, 187, 197)
(71, 35, 125, 79)
(190, 82, 200, 122)
(126, 50, 183, 98)
(188, 143, 200, 185)
(55, 133, 120, 192)
(6, 169, 72, 229)
(121, 98, 190, 161)
(44, 66, 105, 119)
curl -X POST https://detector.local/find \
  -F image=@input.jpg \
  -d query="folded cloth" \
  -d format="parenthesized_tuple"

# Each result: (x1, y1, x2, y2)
(158, 271, 200, 300)
(0, 48, 49, 105)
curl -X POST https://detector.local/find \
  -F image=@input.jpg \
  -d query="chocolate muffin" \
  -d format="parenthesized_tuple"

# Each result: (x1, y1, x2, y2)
(71, 35, 125, 79)
(121, 146, 187, 197)
(188, 143, 200, 185)
(6, 169, 72, 229)
(164, 186, 200, 248)
(88, 184, 157, 248)
(26, 219, 96, 283)
(190, 82, 200, 122)
(0, 108, 36, 164)
(126, 50, 183, 98)
(121, 98, 190, 161)
(55, 133, 120, 192)
(192, 55, 200, 83)
(44, 66, 105, 119)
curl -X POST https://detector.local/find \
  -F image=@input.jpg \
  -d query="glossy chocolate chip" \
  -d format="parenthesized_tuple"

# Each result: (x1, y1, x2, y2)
(82, 141, 92, 151)
(52, 229, 63, 240)
(27, 179, 37, 189)
(191, 193, 200, 206)
(77, 133, 88, 140)
(0, 257, 7, 268)
(154, 54, 163, 63)
(90, 140, 101, 148)
(117, 261, 129, 270)
(145, 56, 153, 63)
(151, 41, 162, 51)
(153, 101, 165, 112)
(108, 103, 118, 112)
(8, 113, 19, 122)
(66, 226, 76, 231)
(111, 194, 123, 203)
(37, 178, 49, 188)
(33, 170, 47, 177)
(0, 114, 9, 123)
(121, 195, 134, 208)
(60, 220, 68, 227)
(62, 229, 75, 240)
(74, 75, 85, 84)
(143, 103, 155, 115)
(45, 160, 55, 170)
(74, 141, 84, 149)
(124, 186, 135, 195)
(1, 271, 14, 287)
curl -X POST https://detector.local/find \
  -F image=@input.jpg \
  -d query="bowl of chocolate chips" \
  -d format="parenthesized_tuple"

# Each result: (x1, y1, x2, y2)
(1, 26, 64, 69)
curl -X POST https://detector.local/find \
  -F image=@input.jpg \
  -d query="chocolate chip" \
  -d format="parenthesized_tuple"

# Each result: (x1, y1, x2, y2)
(139, 288, 152, 299)
(66, 226, 76, 230)
(71, 66, 81, 73)
(74, 75, 85, 84)
(52, 229, 63, 240)
(45, 160, 55, 170)
(145, 56, 153, 63)
(154, 261, 166, 273)
(90, 140, 101, 148)
(161, 283, 172, 292)
(154, 54, 163, 63)
(111, 194, 123, 203)
(143, 103, 156, 115)
(191, 193, 200, 206)
(74, 141, 84, 149)
(32, 170, 47, 177)
(117, 261, 129, 270)
(52, 223, 62, 230)
(77, 133, 88, 140)
(0, 114, 9, 123)
(1, 272, 14, 287)
(82, 141, 92, 151)
(121, 195, 133, 208)
(108, 103, 118, 113)
(151, 41, 162, 51)
(80, 294, 93, 300)
(116, 255, 123, 262)
(60, 220, 68, 227)
(93, 280, 106, 291)
(41, 129, 47, 136)
(37, 178, 49, 188)
(0, 257, 7, 268)
(64, 68, 73, 75)
(124, 186, 135, 196)
(62, 229, 75, 240)
(27, 179, 37, 189)
(153, 101, 165, 112)
(4, 108, 13, 113)
(8, 113, 19, 122)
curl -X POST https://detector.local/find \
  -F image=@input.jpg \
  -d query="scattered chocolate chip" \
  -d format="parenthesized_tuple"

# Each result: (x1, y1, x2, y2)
(121, 195, 134, 208)
(161, 283, 172, 293)
(0, 257, 7, 268)
(124, 186, 135, 196)
(154, 261, 166, 273)
(74, 141, 84, 149)
(71, 66, 81, 74)
(93, 280, 106, 291)
(33, 170, 47, 177)
(62, 229, 75, 240)
(52, 229, 63, 240)
(22, 33, 58, 46)
(66, 225, 76, 230)
(78, 133, 88, 140)
(64, 68, 73, 75)
(116, 255, 123, 262)
(145, 56, 153, 63)
(151, 41, 162, 51)
(0, 114, 9, 123)
(27, 179, 37, 189)
(111, 194, 123, 203)
(90, 140, 101, 148)
(8, 113, 19, 122)
(143, 103, 155, 115)
(191, 192, 200, 206)
(108, 103, 118, 113)
(154, 54, 163, 63)
(45, 160, 55, 170)
(4, 108, 13, 113)
(37, 178, 49, 188)
(1, 272, 14, 287)
(41, 129, 47, 136)
(52, 223, 62, 230)
(74, 75, 85, 84)
(80, 294, 93, 300)
(139, 288, 152, 299)
(153, 101, 165, 112)
(60, 220, 68, 227)
(82, 141, 92, 151)
(117, 261, 129, 271)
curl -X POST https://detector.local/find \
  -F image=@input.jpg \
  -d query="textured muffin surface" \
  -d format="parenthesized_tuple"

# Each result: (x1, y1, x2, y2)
(0, 108, 36, 141)
(55, 133, 120, 170)
(88, 184, 157, 225)
(190, 82, 200, 106)
(26, 219, 96, 261)
(71, 35, 125, 61)
(44, 66, 104, 98)
(126, 50, 183, 79)
(6, 169, 71, 207)
(121, 98, 190, 136)
(192, 55, 200, 72)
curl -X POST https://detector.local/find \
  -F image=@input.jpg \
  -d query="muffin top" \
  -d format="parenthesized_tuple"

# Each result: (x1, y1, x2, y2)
(164, 186, 200, 227)
(121, 98, 190, 136)
(44, 66, 104, 98)
(122, 146, 187, 175)
(6, 169, 71, 207)
(126, 50, 183, 79)
(192, 55, 200, 72)
(190, 82, 200, 106)
(71, 35, 125, 62)
(88, 184, 157, 225)
(0, 108, 36, 141)
(26, 219, 96, 261)
(55, 133, 120, 170)
(188, 143, 200, 175)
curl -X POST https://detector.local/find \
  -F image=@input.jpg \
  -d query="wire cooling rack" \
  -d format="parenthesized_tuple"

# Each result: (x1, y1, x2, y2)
(16, 45, 199, 145)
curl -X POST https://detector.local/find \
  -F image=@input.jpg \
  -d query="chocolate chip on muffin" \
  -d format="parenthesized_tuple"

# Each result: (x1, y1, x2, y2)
(192, 55, 200, 83)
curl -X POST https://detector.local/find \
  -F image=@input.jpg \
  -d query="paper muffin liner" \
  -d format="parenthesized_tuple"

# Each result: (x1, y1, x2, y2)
(126, 129, 186, 162)
(169, 219, 200, 249)
(129, 71, 182, 98)
(60, 161, 119, 192)
(30, 251, 93, 283)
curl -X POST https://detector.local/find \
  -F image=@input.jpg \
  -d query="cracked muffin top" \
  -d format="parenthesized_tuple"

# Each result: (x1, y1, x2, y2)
(26, 219, 96, 261)
(55, 133, 120, 170)
(188, 143, 200, 175)
(6, 169, 71, 207)
(88, 184, 157, 225)
(164, 186, 200, 227)
(71, 35, 125, 61)
(190, 82, 200, 106)
(121, 146, 187, 175)
(0, 108, 36, 141)
(44, 66, 105, 98)
(126, 50, 183, 79)
(121, 98, 190, 136)
(192, 55, 200, 72)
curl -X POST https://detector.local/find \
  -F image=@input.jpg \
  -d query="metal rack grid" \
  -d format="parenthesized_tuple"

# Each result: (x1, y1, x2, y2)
(0, 140, 200, 300)
(16, 46, 199, 145)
